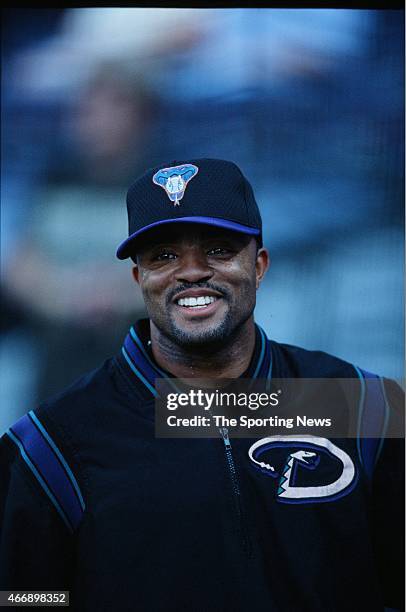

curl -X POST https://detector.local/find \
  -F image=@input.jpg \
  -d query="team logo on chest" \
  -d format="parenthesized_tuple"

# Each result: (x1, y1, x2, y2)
(248, 436, 356, 504)
(152, 163, 199, 206)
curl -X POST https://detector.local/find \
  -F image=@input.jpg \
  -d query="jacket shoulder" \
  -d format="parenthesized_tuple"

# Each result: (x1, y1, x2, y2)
(40, 358, 116, 417)
(271, 340, 358, 378)
(1, 360, 116, 533)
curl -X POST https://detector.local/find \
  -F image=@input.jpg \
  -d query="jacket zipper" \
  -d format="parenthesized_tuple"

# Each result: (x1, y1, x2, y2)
(219, 427, 252, 557)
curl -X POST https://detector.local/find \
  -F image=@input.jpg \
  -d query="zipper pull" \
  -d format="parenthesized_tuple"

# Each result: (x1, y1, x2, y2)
(220, 427, 232, 449)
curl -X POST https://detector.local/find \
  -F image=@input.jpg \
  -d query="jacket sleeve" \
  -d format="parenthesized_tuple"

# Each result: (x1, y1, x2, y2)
(0, 431, 75, 590)
(370, 379, 405, 611)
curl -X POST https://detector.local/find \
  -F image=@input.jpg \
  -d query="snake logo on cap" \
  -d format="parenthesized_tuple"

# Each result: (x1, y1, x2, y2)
(152, 164, 199, 206)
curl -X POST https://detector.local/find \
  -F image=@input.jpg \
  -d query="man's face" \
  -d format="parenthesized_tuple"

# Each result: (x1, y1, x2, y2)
(132, 224, 269, 348)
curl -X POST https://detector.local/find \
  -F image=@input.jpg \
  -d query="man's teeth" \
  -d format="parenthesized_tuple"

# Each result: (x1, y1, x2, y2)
(177, 296, 217, 308)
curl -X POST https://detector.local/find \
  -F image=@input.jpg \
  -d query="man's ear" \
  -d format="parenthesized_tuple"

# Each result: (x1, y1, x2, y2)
(132, 265, 140, 285)
(255, 248, 270, 289)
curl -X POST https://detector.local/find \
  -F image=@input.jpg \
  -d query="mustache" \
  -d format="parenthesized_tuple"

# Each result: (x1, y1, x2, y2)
(167, 282, 231, 305)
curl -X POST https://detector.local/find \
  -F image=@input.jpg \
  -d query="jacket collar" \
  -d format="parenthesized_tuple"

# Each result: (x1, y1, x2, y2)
(118, 318, 272, 398)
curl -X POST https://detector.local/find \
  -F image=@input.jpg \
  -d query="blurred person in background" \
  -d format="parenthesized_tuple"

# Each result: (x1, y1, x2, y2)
(1, 8, 68, 431)
(2, 60, 161, 404)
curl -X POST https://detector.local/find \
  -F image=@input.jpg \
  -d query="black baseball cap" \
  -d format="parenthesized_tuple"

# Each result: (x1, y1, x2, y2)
(116, 158, 262, 259)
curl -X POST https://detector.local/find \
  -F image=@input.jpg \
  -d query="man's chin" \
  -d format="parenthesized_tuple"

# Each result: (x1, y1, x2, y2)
(168, 318, 233, 349)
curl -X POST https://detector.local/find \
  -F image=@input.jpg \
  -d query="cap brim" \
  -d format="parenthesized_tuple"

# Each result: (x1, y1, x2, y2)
(116, 216, 261, 259)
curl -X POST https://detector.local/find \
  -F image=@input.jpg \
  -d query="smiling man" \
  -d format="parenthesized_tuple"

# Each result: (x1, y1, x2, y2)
(132, 223, 268, 379)
(0, 159, 404, 611)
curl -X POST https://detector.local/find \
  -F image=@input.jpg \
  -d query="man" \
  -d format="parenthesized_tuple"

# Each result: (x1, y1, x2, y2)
(1, 159, 404, 611)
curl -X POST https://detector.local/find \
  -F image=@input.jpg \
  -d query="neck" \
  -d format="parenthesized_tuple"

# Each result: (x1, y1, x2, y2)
(150, 318, 256, 379)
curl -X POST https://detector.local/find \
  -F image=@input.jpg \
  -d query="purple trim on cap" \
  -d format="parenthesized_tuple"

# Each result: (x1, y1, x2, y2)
(116, 216, 261, 259)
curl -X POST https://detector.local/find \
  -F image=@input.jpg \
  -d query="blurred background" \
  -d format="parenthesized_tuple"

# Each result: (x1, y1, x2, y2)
(1, 8, 404, 432)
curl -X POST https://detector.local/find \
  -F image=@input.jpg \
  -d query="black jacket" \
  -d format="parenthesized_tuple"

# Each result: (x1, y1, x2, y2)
(1, 321, 404, 611)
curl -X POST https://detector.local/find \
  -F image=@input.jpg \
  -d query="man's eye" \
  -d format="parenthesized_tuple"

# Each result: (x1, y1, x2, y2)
(155, 251, 177, 261)
(207, 247, 230, 256)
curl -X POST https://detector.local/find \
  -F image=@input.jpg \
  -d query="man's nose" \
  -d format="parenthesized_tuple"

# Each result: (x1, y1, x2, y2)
(175, 250, 214, 284)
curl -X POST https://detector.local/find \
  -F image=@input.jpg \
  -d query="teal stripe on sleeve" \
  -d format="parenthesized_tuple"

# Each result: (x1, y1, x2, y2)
(6, 429, 73, 532)
(28, 411, 85, 510)
(354, 365, 366, 468)
(374, 377, 390, 467)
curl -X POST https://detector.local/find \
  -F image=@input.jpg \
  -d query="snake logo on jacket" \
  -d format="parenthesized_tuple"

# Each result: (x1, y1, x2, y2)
(248, 436, 357, 504)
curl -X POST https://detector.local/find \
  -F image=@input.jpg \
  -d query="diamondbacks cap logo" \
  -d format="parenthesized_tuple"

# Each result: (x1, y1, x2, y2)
(152, 164, 199, 206)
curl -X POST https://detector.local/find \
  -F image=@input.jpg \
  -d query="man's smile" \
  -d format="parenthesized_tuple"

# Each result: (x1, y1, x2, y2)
(177, 296, 217, 307)
(173, 295, 224, 318)
(171, 287, 224, 316)
(169, 288, 225, 319)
